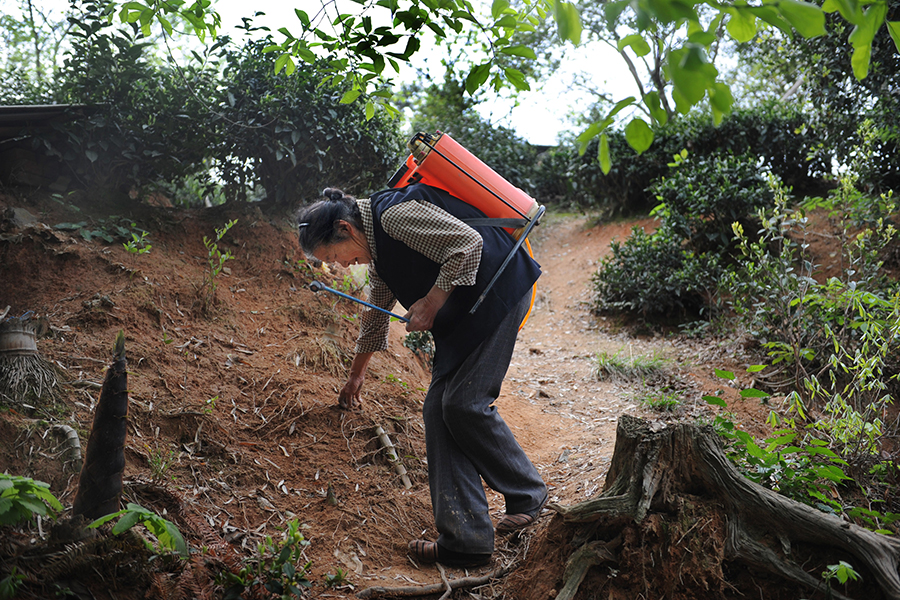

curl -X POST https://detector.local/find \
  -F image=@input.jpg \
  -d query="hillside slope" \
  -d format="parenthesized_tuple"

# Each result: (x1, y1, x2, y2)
(1, 190, 772, 599)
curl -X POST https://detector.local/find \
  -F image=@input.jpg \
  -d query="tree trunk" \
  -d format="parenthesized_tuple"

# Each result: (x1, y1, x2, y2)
(516, 416, 900, 600)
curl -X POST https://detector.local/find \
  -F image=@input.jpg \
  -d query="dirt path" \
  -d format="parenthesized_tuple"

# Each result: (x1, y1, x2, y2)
(494, 214, 665, 509)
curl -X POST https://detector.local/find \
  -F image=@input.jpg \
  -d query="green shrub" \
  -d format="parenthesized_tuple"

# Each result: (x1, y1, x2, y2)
(591, 152, 778, 318)
(45, 1, 218, 190)
(707, 370, 900, 534)
(592, 225, 721, 317)
(540, 103, 828, 215)
(215, 38, 402, 204)
(723, 176, 900, 498)
(649, 153, 774, 255)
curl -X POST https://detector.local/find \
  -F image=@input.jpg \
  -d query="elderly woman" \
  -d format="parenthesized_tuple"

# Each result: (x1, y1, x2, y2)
(297, 182, 547, 568)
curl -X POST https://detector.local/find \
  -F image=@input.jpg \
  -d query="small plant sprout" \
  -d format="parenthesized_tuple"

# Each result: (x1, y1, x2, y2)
(88, 503, 188, 557)
(222, 518, 312, 598)
(823, 561, 860, 587)
(0, 567, 25, 599)
(324, 568, 349, 588)
(200, 219, 237, 312)
(147, 444, 178, 482)
(122, 227, 152, 256)
(638, 387, 681, 411)
(204, 395, 218, 414)
(592, 347, 669, 383)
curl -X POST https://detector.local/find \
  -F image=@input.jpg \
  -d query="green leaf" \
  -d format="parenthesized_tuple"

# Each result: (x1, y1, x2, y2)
(709, 82, 734, 123)
(740, 388, 770, 398)
(888, 21, 900, 53)
(726, 7, 758, 42)
(643, 92, 668, 125)
(294, 9, 310, 27)
(748, 5, 795, 35)
(575, 120, 610, 155)
(365, 100, 375, 120)
(715, 369, 735, 380)
(704, 395, 727, 407)
(284, 56, 296, 76)
(491, 0, 509, 20)
(826, 0, 862, 24)
(598, 133, 611, 175)
(500, 45, 537, 59)
(15, 497, 47, 517)
(274, 53, 290, 74)
(742, 436, 766, 459)
(618, 34, 651, 56)
(607, 96, 637, 120)
(504, 67, 530, 90)
(112, 510, 143, 534)
(778, 0, 826, 37)
(465, 63, 491, 95)
(667, 46, 715, 106)
(747, 365, 767, 373)
(162, 521, 189, 556)
(851, 43, 871, 79)
(765, 433, 797, 447)
(87, 511, 124, 529)
(553, 0, 582, 44)
(340, 89, 361, 104)
(624, 118, 653, 154)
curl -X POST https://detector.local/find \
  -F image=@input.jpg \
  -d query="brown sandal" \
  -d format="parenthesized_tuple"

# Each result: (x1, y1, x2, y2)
(496, 494, 548, 534)
(407, 540, 491, 567)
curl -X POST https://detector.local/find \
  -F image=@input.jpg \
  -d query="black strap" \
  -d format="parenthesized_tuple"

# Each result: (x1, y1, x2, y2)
(462, 217, 529, 228)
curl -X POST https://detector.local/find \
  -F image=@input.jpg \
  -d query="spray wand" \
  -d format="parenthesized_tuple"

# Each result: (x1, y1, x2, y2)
(309, 281, 409, 323)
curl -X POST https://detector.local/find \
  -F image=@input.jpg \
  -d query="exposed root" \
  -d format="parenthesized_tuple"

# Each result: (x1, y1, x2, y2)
(537, 416, 900, 600)
(0, 353, 59, 404)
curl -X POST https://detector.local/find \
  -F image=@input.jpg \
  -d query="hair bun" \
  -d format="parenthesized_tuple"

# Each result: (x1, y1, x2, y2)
(322, 188, 345, 201)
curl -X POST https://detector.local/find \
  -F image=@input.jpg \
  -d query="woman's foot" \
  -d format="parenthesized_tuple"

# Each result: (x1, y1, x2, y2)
(496, 493, 548, 534)
(407, 540, 491, 568)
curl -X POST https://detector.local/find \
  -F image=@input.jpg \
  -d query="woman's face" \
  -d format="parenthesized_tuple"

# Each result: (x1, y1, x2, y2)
(313, 222, 371, 268)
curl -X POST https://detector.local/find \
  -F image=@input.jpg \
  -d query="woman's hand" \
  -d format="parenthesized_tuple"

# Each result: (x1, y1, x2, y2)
(405, 285, 453, 332)
(338, 352, 373, 410)
(338, 373, 365, 410)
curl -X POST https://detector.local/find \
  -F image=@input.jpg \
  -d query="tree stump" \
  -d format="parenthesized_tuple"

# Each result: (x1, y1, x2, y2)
(512, 416, 900, 600)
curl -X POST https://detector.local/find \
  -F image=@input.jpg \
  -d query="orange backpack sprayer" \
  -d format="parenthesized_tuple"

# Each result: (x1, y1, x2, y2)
(387, 131, 545, 325)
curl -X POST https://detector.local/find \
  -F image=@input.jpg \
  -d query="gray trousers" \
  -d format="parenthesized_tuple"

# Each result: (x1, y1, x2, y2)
(424, 293, 547, 554)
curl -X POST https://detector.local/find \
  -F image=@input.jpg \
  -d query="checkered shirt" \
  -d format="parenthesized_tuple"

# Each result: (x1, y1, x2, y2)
(354, 197, 483, 354)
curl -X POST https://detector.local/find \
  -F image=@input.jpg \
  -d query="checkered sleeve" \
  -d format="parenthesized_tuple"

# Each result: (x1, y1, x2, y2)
(354, 264, 396, 354)
(380, 200, 483, 291)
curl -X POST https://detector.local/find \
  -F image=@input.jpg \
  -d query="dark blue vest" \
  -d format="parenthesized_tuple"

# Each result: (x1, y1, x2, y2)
(368, 183, 542, 377)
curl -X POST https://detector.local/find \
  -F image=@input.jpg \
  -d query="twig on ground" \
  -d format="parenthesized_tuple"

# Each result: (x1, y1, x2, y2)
(356, 566, 511, 599)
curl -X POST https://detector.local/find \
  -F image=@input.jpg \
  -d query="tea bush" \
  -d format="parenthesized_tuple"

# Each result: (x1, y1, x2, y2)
(592, 225, 720, 316)
(535, 102, 828, 215)
(214, 38, 403, 204)
(591, 153, 774, 318)
(35, 3, 401, 206)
